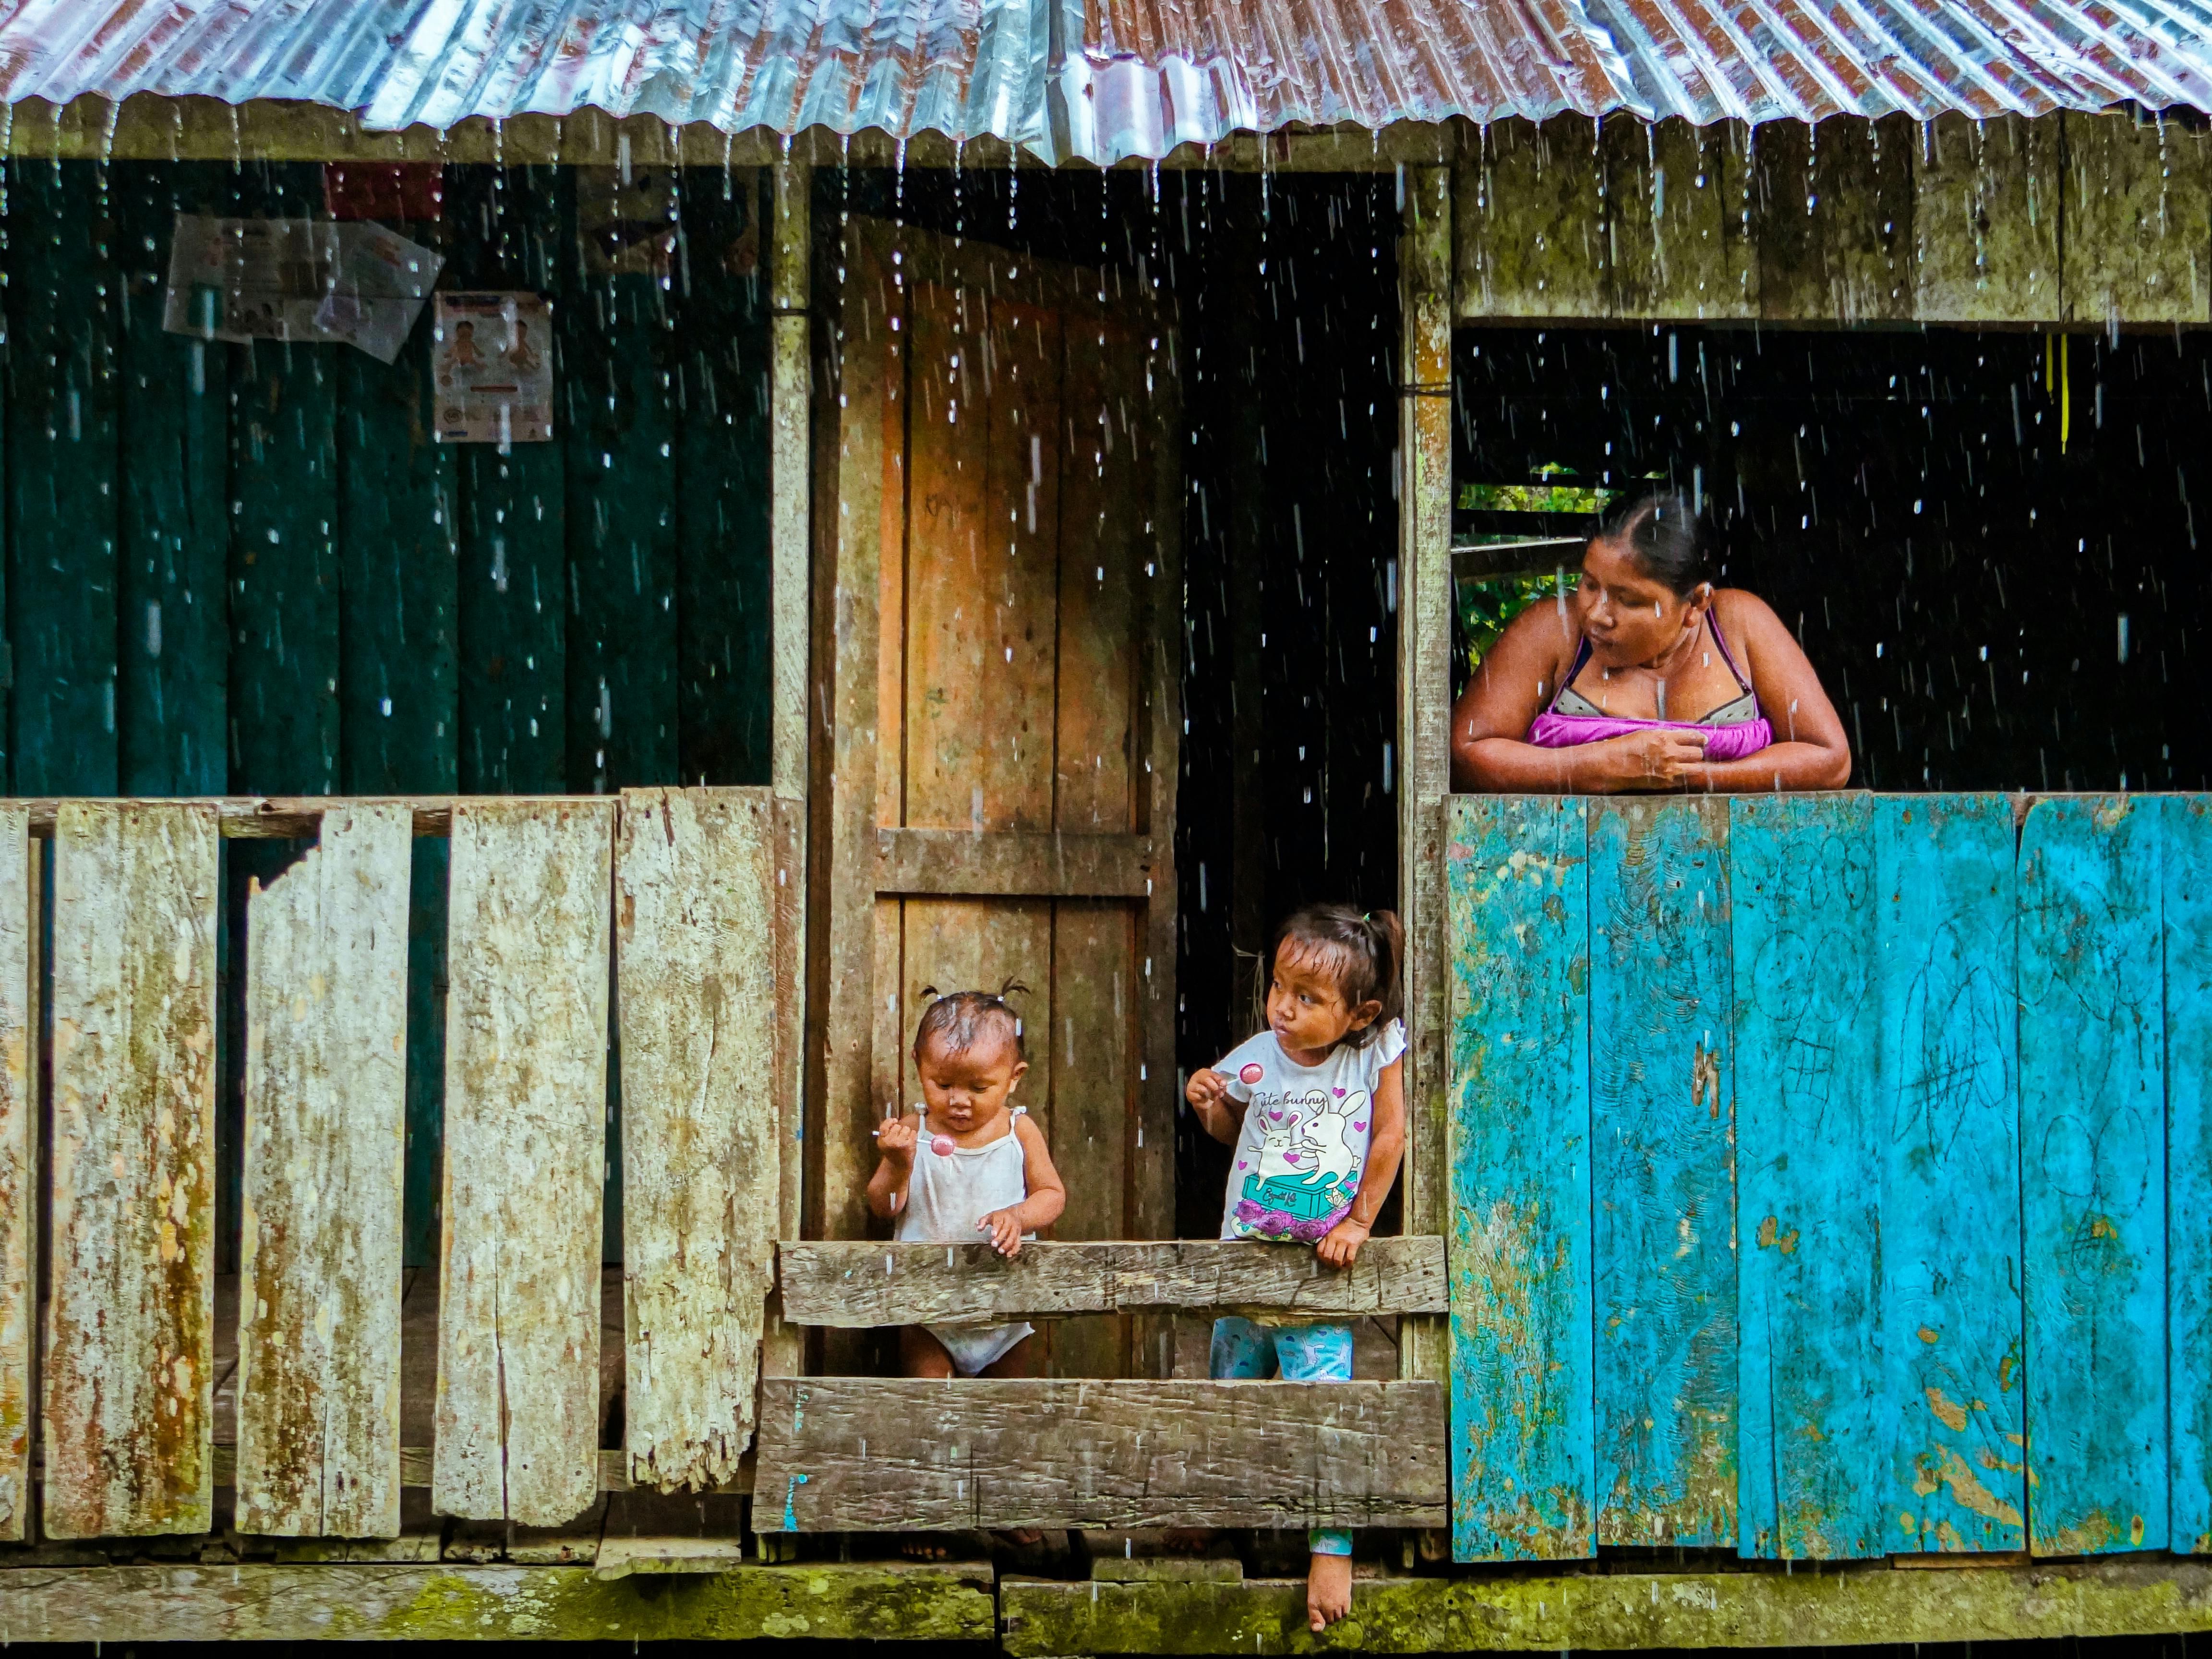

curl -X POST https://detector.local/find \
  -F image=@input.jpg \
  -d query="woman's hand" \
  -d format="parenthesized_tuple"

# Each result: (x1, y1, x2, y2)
(977, 1207, 1026, 1257)
(1316, 1215, 1371, 1267)
(1593, 727, 1708, 790)
(875, 1114, 917, 1168)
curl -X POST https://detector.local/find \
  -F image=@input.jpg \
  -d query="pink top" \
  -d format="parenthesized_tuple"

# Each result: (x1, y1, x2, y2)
(1526, 613, 1775, 765)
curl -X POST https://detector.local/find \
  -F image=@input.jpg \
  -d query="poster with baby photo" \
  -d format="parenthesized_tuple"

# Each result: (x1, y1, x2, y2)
(432, 292, 553, 445)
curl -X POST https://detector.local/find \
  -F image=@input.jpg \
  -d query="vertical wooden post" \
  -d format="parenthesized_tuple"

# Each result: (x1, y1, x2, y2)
(764, 156, 811, 1389)
(805, 188, 890, 1386)
(1397, 163, 1454, 1390)
(0, 809, 31, 1540)
(1136, 304, 1185, 1376)
(1227, 209, 1268, 1027)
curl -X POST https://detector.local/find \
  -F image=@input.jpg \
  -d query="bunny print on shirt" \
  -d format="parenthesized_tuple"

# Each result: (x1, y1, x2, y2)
(1214, 1022, 1405, 1243)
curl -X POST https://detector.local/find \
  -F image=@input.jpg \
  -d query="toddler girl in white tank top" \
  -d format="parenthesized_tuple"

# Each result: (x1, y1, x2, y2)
(864, 984, 1068, 1378)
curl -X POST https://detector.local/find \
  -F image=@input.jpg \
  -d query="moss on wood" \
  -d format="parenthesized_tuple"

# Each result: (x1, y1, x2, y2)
(999, 1561, 2212, 1655)
(1, 1562, 995, 1643)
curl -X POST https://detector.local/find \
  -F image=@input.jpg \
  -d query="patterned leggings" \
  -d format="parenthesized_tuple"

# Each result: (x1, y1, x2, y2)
(1209, 1316, 1354, 1557)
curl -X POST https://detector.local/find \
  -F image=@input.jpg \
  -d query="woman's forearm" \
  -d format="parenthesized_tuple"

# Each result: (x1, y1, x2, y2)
(1688, 741, 1850, 793)
(1459, 737, 1621, 793)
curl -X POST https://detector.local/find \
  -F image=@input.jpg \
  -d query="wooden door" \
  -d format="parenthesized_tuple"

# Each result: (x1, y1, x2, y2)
(808, 220, 1180, 1379)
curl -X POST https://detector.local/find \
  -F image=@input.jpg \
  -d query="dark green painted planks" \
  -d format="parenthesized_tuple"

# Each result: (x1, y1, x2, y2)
(116, 161, 230, 795)
(1, 159, 772, 802)
(8, 159, 120, 794)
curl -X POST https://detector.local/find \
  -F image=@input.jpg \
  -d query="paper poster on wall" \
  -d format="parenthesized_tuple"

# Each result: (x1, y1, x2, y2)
(162, 214, 442, 362)
(432, 293, 555, 445)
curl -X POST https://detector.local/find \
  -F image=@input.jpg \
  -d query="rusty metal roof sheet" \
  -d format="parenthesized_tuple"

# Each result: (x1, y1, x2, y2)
(0, 0, 2207, 166)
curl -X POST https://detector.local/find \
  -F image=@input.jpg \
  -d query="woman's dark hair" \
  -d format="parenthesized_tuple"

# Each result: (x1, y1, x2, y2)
(912, 979, 1030, 1062)
(1594, 489, 1713, 597)
(1270, 905, 1404, 1048)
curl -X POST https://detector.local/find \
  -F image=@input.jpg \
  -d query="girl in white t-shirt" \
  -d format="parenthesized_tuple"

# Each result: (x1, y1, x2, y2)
(1184, 904, 1407, 1635)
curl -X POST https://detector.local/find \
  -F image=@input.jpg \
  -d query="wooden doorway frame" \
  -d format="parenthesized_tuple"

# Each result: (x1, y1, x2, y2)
(801, 215, 1182, 1358)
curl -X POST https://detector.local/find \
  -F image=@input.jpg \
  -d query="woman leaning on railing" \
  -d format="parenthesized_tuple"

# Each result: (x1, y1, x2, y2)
(1450, 489, 1852, 794)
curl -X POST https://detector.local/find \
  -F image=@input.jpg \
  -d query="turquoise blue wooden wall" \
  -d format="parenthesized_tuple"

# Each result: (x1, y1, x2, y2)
(3, 159, 775, 1263)
(1447, 792, 2202, 1563)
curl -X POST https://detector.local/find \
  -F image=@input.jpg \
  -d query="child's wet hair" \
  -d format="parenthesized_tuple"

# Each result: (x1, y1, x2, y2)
(1271, 904, 1404, 1047)
(911, 979, 1031, 1064)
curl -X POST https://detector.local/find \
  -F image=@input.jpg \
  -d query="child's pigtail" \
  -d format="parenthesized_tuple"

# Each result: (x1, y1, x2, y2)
(1363, 909, 1405, 1029)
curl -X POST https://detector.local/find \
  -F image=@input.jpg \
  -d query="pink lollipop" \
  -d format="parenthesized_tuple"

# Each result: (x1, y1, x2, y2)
(931, 1134, 956, 1157)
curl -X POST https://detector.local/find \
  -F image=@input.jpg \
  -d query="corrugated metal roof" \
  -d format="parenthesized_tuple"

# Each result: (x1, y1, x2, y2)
(0, 0, 2208, 166)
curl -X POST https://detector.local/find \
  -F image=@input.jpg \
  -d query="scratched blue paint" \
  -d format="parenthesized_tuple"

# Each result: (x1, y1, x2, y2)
(2019, 795, 2165, 1554)
(1446, 795, 1594, 1563)
(1875, 794, 2025, 1552)
(2166, 796, 2212, 1554)
(1588, 796, 1735, 1547)
(1730, 793, 1882, 1561)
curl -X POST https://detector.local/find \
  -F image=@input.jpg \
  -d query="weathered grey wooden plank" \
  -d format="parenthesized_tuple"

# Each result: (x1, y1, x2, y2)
(754, 1378, 1446, 1531)
(212, 1442, 748, 1494)
(0, 806, 31, 1540)
(763, 157, 810, 1388)
(0, 1561, 997, 1642)
(1604, 117, 1752, 320)
(2064, 111, 2212, 326)
(777, 1238, 1448, 1326)
(1753, 115, 1915, 323)
(235, 805, 412, 1538)
(1456, 118, 1609, 319)
(1399, 165, 1455, 1401)
(1914, 113, 2061, 323)
(872, 829, 1157, 898)
(617, 786, 778, 1493)
(434, 799, 616, 1527)
(43, 801, 221, 1538)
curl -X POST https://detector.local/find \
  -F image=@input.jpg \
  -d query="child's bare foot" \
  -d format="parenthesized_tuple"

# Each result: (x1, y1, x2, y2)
(1308, 1551, 1353, 1633)
(901, 1536, 951, 1560)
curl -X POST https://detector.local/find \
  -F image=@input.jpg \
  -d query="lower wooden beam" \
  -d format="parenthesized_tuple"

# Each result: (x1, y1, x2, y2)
(999, 1560, 2212, 1655)
(0, 1561, 994, 1643)
(755, 1379, 1446, 1531)
(777, 1237, 1448, 1326)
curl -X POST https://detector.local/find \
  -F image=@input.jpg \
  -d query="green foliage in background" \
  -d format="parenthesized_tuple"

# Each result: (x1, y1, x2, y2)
(1459, 569, 1570, 677)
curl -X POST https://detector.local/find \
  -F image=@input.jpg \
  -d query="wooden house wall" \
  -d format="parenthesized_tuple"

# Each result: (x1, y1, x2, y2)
(1461, 112, 2209, 327)
(1, 159, 776, 1262)
(1447, 791, 2210, 1565)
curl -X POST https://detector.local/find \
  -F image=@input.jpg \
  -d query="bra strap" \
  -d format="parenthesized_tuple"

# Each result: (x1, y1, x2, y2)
(1549, 636, 1595, 711)
(1707, 608, 1753, 695)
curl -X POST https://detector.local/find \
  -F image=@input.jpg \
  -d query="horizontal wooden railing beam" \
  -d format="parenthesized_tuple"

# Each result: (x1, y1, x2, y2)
(872, 829, 1157, 898)
(754, 1378, 1446, 1531)
(777, 1237, 1448, 1325)
(9, 796, 608, 840)
(195, 1445, 754, 1496)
